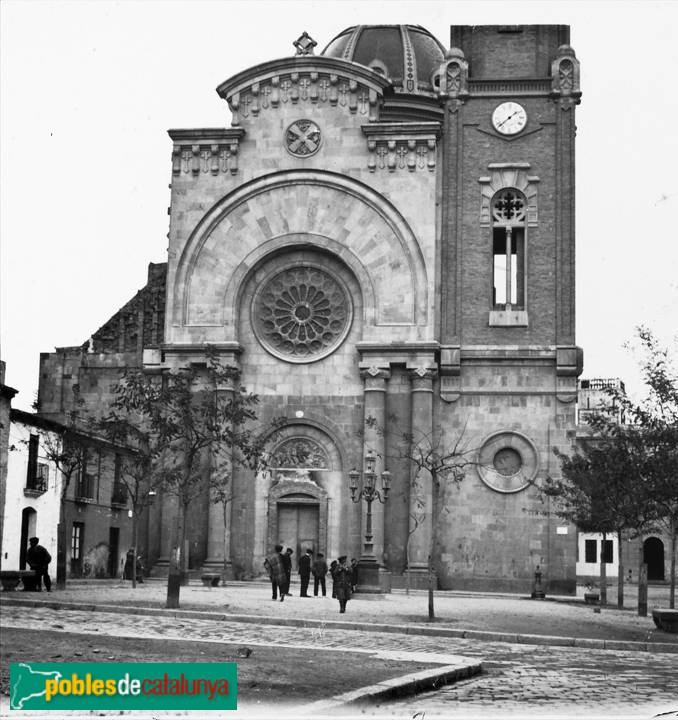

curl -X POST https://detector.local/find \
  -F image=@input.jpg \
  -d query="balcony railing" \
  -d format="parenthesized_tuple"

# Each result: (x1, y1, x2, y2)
(24, 478, 47, 498)
(111, 487, 128, 507)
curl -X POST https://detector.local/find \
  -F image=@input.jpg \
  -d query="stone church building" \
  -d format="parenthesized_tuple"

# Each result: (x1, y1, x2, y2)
(37, 24, 583, 593)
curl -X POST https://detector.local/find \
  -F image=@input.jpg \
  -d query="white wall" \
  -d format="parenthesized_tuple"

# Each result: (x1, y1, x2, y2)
(2, 420, 62, 570)
(576, 532, 619, 578)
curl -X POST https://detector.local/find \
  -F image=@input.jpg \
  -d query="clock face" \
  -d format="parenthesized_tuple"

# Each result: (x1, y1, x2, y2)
(492, 102, 528, 135)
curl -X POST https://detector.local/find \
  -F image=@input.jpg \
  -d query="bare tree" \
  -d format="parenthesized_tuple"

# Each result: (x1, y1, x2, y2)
(366, 416, 477, 620)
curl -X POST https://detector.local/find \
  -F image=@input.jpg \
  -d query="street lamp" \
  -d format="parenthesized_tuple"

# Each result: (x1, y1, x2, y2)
(348, 450, 391, 592)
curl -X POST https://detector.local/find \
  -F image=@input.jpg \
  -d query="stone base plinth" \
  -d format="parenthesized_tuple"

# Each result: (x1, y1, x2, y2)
(355, 560, 391, 594)
(355, 559, 380, 594)
(202, 558, 232, 580)
(391, 569, 435, 591)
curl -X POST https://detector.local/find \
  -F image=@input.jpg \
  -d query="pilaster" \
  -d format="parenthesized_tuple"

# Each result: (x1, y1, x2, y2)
(406, 366, 437, 585)
(551, 45, 581, 347)
(202, 378, 237, 578)
(358, 367, 391, 592)
(437, 47, 468, 345)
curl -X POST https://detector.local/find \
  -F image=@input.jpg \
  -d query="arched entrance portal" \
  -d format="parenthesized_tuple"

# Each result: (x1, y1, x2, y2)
(266, 433, 337, 568)
(643, 537, 665, 581)
(277, 493, 320, 569)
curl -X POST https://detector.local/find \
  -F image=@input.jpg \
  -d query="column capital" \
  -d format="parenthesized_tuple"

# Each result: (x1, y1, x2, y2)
(408, 366, 437, 381)
(360, 366, 391, 383)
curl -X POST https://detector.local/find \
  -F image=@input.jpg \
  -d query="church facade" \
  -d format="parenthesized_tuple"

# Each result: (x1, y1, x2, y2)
(38, 24, 583, 593)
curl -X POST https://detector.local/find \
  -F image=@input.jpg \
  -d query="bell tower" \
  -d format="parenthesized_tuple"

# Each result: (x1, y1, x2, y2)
(434, 25, 583, 592)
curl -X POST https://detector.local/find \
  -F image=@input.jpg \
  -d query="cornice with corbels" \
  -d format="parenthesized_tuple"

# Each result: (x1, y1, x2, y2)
(361, 122, 441, 172)
(168, 128, 246, 176)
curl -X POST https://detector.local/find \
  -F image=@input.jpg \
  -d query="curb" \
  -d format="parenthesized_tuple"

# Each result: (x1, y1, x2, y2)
(2, 596, 676, 654)
(298, 661, 482, 714)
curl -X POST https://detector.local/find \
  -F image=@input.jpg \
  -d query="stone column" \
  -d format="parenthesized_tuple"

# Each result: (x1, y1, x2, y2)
(358, 367, 390, 592)
(406, 367, 436, 586)
(202, 380, 234, 578)
(202, 484, 228, 575)
(153, 490, 177, 573)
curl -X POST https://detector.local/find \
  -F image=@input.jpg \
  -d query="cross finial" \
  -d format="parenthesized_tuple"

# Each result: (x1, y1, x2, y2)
(294, 31, 317, 56)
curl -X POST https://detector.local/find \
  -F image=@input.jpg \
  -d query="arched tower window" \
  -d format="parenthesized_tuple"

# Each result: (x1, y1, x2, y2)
(492, 189, 526, 311)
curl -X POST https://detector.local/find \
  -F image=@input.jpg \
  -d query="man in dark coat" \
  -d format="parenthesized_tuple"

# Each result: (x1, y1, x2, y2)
(333, 555, 352, 613)
(329, 560, 338, 598)
(26, 537, 51, 592)
(281, 548, 293, 597)
(312, 552, 328, 597)
(124, 548, 135, 580)
(299, 548, 313, 597)
(350, 558, 359, 592)
(264, 544, 286, 601)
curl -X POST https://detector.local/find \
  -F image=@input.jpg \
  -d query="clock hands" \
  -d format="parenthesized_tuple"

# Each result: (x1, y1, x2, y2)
(497, 109, 524, 128)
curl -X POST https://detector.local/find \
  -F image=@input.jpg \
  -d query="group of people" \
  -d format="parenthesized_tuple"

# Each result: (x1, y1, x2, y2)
(264, 545, 359, 613)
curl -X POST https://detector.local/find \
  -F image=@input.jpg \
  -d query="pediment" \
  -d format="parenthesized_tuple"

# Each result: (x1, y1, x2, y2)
(216, 56, 391, 125)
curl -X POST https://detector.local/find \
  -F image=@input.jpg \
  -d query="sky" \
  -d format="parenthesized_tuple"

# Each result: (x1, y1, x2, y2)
(2, 0, 677, 413)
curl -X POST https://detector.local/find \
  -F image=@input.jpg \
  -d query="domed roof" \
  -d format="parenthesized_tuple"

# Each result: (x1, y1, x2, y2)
(322, 25, 446, 95)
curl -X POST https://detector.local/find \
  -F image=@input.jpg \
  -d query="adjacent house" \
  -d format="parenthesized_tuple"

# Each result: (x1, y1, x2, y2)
(2, 408, 139, 579)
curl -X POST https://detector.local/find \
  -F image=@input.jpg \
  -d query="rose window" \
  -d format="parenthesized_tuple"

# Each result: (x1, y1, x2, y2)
(253, 266, 352, 362)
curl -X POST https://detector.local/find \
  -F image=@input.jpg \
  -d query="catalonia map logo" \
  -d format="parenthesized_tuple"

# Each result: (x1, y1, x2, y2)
(10, 662, 237, 711)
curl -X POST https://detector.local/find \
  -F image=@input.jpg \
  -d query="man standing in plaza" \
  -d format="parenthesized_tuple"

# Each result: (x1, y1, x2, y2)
(26, 537, 51, 592)
(333, 555, 352, 613)
(281, 547, 293, 597)
(264, 544, 286, 601)
(299, 548, 313, 597)
(312, 552, 328, 597)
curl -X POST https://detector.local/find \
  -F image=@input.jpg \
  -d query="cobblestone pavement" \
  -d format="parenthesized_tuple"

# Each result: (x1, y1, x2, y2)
(13, 581, 675, 643)
(2, 605, 676, 718)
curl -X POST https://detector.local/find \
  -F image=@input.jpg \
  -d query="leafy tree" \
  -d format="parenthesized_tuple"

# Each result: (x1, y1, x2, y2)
(112, 350, 279, 608)
(620, 327, 678, 608)
(548, 420, 654, 609)
(549, 325, 677, 613)
(95, 416, 162, 589)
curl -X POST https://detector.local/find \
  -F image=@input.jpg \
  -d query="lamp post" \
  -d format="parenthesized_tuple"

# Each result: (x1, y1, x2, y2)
(349, 450, 391, 592)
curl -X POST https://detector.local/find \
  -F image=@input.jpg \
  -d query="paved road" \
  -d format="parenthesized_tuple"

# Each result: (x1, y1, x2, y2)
(2, 605, 676, 718)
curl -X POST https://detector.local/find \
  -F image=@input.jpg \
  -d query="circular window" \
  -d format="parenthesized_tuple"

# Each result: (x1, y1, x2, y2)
(252, 265, 352, 363)
(493, 447, 522, 476)
(285, 119, 322, 157)
(477, 431, 539, 494)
